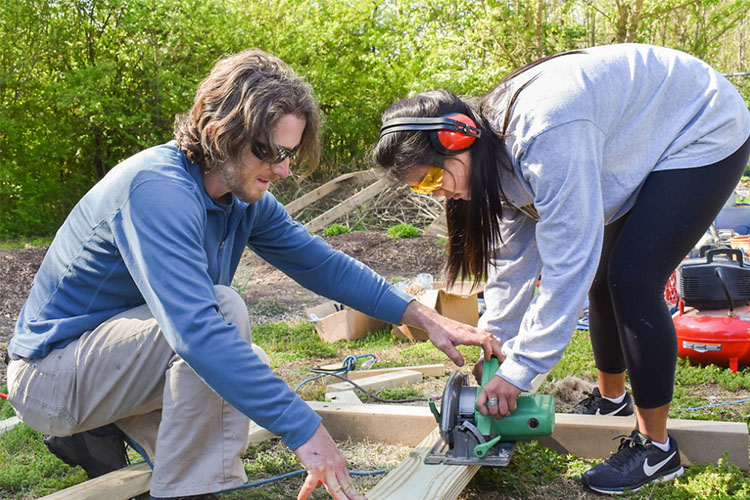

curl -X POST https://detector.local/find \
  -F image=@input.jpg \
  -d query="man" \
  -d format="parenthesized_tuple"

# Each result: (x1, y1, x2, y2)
(5, 49, 501, 500)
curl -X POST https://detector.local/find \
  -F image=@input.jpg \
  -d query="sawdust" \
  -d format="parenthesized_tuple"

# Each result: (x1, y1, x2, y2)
(550, 376, 597, 413)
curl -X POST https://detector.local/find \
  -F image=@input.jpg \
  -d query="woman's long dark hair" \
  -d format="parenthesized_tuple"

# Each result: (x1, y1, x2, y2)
(372, 51, 583, 287)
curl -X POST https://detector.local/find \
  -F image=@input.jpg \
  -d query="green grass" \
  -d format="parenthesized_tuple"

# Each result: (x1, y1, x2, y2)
(0, 237, 52, 249)
(386, 223, 421, 239)
(321, 223, 351, 236)
(1, 386, 16, 419)
(3, 322, 750, 499)
(0, 425, 87, 499)
(251, 320, 339, 366)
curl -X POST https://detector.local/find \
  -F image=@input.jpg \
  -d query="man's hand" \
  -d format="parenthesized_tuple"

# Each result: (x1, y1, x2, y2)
(476, 375, 522, 418)
(294, 424, 367, 500)
(400, 300, 503, 367)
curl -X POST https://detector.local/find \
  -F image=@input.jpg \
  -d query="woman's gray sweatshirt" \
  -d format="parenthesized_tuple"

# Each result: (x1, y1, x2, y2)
(478, 43, 750, 391)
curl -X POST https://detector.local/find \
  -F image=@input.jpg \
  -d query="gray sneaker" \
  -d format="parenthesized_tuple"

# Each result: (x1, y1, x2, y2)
(570, 388, 634, 416)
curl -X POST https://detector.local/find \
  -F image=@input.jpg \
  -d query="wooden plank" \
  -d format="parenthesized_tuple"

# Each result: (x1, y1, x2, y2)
(284, 170, 378, 216)
(326, 370, 422, 393)
(248, 420, 277, 444)
(38, 421, 278, 500)
(0, 416, 21, 436)
(538, 413, 750, 470)
(36, 402, 750, 499)
(305, 179, 391, 234)
(308, 401, 436, 446)
(345, 364, 446, 381)
(325, 390, 363, 405)
(366, 428, 480, 500)
(39, 462, 153, 500)
(308, 402, 750, 470)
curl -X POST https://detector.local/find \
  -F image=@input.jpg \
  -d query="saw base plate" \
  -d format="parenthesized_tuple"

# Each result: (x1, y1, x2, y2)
(424, 439, 515, 466)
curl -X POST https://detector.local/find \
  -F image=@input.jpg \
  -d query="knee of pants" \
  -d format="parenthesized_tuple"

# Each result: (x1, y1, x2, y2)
(607, 268, 664, 305)
(213, 285, 252, 343)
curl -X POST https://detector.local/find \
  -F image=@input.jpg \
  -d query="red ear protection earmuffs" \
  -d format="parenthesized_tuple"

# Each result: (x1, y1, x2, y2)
(378, 113, 481, 155)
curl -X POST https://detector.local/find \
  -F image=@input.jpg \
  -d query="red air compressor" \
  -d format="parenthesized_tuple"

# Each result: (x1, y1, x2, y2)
(673, 248, 750, 372)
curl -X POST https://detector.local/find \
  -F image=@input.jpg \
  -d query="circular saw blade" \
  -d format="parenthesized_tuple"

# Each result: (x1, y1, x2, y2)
(439, 370, 467, 448)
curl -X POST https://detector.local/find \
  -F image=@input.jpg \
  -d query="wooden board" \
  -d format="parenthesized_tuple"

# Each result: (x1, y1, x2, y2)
(366, 428, 480, 500)
(284, 170, 378, 216)
(343, 364, 446, 380)
(325, 390, 363, 405)
(325, 370, 422, 393)
(39, 462, 153, 500)
(0, 416, 20, 436)
(304, 179, 391, 234)
(37, 421, 278, 500)
(36, 401, 750, 499)
(308, 402, 750, 470)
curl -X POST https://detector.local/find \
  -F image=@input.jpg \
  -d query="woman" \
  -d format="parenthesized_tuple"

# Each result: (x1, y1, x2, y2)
(372, 43, 750, 495)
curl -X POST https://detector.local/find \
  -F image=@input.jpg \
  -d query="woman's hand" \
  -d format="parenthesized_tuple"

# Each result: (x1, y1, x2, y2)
(476, 375, 522, 418)
(400, 300, 503, 366)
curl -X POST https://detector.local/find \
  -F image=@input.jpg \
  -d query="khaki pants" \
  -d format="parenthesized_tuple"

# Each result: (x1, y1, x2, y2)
(6, 285, 269, 497)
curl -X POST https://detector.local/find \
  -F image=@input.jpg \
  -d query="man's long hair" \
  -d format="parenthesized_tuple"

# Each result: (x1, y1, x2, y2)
(174, 49, 321, 175)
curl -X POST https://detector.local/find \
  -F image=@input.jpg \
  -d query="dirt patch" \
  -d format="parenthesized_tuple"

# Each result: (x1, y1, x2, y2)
(0, 246, 48, 348)
(236, 231, 446, 324)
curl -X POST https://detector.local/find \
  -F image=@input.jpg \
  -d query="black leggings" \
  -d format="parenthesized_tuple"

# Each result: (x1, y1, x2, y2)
(588, 136, 750, 409)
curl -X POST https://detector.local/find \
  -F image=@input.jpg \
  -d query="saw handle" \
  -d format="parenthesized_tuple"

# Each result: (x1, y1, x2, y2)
(480, 355, 500, 388)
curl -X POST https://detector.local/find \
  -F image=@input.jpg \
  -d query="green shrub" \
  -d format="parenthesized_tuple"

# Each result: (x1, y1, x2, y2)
(387, 224, 420, 239)
(322, 224, 351, 236)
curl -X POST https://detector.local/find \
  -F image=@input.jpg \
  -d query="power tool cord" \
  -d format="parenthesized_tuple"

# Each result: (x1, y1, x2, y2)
(293, 353, 440, 404)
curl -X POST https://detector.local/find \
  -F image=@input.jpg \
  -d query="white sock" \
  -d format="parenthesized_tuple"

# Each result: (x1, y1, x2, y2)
(650, 438, 671, 452)
(601, 391, 626, 404)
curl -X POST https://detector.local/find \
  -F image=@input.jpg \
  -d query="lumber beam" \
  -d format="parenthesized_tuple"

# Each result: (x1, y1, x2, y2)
(0, 416, 21, 436)
(38, 462, 152, 500)
(37, 421, 278, 500)
(325, 390, 363, 405)
(36, 402, 750, 499)
(307, 402, 750, 470)
(284, 170, 378, 216)
(366, 428, 479, 500)
(304, 178, 392, 234)
(538, 413, 750, 470)
(326, 370, 422, 393)
(336, 364, 446, 380)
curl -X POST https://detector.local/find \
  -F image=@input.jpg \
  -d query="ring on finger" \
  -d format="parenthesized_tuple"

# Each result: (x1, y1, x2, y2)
(488, 397, 499, 406)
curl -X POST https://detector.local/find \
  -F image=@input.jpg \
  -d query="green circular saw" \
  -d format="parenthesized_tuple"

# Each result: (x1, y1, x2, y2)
(426, 356, 555, 466)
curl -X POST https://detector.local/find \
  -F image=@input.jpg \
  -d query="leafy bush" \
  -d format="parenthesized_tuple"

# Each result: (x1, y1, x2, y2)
(387, 224, 420, 239)
(322, 224, 351, 236)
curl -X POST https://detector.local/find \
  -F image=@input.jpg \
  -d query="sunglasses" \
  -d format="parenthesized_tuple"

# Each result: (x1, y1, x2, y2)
(251, 141, 300, 164)
(410, 166, 444, 194)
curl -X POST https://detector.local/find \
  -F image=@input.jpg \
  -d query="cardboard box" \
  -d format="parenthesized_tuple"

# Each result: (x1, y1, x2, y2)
(307, 302, 388, 343)
(394, 281, 482, 341)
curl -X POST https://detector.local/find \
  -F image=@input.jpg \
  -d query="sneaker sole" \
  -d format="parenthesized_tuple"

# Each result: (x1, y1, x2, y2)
(585, 465, 684, 495)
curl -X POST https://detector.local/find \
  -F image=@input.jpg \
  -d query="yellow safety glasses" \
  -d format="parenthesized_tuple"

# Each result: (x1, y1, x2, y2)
(410, 166, 444, 194)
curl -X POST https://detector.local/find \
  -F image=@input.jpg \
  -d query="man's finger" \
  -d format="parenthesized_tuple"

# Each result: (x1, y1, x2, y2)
(434, 339, 464, 366)
(327, 481, 346, 500)
(297, 474, 320, 500)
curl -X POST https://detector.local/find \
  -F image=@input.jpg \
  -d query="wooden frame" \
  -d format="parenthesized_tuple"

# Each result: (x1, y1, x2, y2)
(283, 169, 394, 235)
(30, 401, 750, 499)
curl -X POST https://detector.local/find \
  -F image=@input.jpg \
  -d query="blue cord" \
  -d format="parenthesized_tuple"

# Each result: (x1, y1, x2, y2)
(124, 435, 154, 469)
(219, 467, 390, 493)
(217, 355, 384, 494)
(679, 397, 750, 412)
(294, 354, 376, 393)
